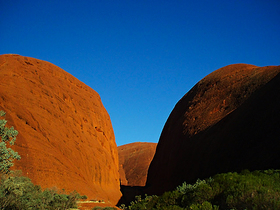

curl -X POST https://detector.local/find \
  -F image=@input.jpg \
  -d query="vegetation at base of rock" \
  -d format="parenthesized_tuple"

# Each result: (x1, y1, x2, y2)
(92, 207, 118, 210)
(0, 111, 21, 174)
(0, 110, 87, 209)
(120, 169, 280, 210)
(0, 170, 85, 209)
(0, 171, 87, 210)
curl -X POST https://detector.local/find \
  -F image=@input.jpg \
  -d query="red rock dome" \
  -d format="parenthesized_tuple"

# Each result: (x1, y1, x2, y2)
(146, 64, 280, 195)
(118, 142, 157, 186)
(0, 54, 121, 204)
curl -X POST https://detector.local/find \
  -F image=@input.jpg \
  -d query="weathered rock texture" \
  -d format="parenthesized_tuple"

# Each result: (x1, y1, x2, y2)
(146, 64, 280, 195)
(118, 142, 157, 186)
(0, 54, 121, 204)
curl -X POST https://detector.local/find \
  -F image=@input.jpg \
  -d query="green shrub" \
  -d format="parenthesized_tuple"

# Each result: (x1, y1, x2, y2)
(188, 201, 218, 210)
(92, 207, 118, 210)
(119, 194, 158, 210)
(0, 171, 82, 209)
(177, 179, 207, 194)
(0, 110, 86, 209)
(0, 111, 21, 174)
(122, 169, 280, 210)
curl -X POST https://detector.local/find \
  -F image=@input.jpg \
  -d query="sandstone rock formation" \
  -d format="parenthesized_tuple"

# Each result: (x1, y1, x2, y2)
(118, 142, 157, 186)
(0, 54, 121, 204)
(146, 64, 280, 195)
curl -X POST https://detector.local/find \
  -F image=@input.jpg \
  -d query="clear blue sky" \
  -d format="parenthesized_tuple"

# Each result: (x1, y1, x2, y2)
(1, 0, 280, 146)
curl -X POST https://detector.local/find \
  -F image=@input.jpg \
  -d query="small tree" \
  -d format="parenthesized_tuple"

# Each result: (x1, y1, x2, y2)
(0, 110, 21, 174)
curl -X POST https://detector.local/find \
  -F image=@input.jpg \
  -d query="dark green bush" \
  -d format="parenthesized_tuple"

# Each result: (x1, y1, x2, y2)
(121, 169, 280, 210)
(92, 207, 118, 210)
(0, 171, 83, 209)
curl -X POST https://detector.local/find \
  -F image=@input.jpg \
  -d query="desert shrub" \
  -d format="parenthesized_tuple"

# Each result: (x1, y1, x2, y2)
(177, 179, 207, 194)
(122, 169, 280, 210)
(212, 170, 280, 209)
(0, 111, 21, 174)
(0, 171, 82, 209)
(119, 194, 159, 210)
(188, 201, 218, 210)
(0, 110, 85, 209)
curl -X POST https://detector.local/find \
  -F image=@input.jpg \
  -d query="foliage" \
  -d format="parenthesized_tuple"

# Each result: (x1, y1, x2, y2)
(176, 179, 208, 194)
(0, 171, 83, 209)
(121, 169, 280, 210)
(92, 207, 118, 210)
(119, 194, 159, 210)
(0, 111, 21, 174)
(0, 110, 86, 209)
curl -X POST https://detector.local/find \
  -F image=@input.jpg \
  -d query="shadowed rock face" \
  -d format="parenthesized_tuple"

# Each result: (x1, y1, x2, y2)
(0, 54, 121, 204)
(118, 142, 157, 186)
(146, 64, 280, 195)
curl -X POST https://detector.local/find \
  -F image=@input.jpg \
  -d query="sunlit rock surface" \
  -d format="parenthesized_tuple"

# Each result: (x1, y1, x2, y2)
(0, 54, 121, 204)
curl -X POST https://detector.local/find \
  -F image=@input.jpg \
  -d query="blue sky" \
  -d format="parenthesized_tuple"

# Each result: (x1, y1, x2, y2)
(1, 0, 280, 146)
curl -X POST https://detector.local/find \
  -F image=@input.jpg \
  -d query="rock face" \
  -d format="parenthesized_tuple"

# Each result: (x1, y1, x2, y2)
(118, 142, 157, 186)
(0, 54, 121, 204)
(146, 64, 280, 195)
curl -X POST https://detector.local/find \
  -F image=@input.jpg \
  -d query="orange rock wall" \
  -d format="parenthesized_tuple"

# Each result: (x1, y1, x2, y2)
(118, 142, 157, 186)
(0, 54, 121, 204)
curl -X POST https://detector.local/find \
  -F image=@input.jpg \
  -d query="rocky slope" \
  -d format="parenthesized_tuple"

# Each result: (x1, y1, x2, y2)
(0, 54, 121, 204)
(146, 64, 280, 195)
(118, 142, 157, 186)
